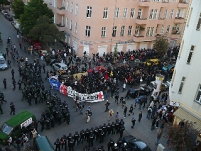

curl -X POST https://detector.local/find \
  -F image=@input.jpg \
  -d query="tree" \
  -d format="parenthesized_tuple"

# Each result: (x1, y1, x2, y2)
(165, 121, 200, 151)
(28, 16, 65, 45)
(20, 0, 53, 35)
(0, 0, 10, 6)
(12, 0, 24, 19)
(153, 35, 169, 58)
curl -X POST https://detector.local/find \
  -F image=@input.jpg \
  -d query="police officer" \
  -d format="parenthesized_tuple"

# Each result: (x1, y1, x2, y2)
(99, 130, 104, 143)
(102, 123, 107, 136)
(89, 131, 94, 147)
(79, 130, 85, 143)
(73, 131, 79, 145)
(60, 135, 67, 151)
(107, 139, 115, 151)
(39, 117, 45, 132)
(111, 122, 115, 134)
(12, 79, 16, 90)
(66, 113, 70, 125)
(10, 102, 15, 115)
(119, 125, 125, 138)
(94, 127, 99, 141)
(45, 118, 50, 130)
(0, 103, 4, 114)
(117, 138, 123, 149)
(68, 138, 74, 151)
(85, 129, 90, 142)
(54, 138, 61, 151)
(3, 78, 6, 89)
(107, 123, 111, 136)
(115, 120, 120, 134)
(11, 69, 15, 79)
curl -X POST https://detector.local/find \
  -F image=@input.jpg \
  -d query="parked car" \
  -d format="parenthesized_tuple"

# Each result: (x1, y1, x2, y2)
(148, 81, 169, 92)
(6, 15, 13, 21)
(52, 63, 68, 71)
(11, 20, 21, 31)
(123, 135, 151, 151)
(129, 87, 152, 98)
(162, 64, 174, 73)
(1, 10, 8, 16)
(144, 59, 160, 66)
(44, 55, 56, 65)
(0, 56, 8, 71)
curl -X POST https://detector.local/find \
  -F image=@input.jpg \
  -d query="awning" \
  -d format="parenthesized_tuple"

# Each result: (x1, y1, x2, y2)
(173, 106, 201, 131)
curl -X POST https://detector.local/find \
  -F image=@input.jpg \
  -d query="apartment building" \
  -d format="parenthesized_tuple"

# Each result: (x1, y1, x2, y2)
(44, 0, 189, 56)
(169, 0, 201, 130)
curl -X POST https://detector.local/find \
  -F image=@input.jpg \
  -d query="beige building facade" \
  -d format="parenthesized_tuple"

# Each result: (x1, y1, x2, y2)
(45, 0, 189, 56)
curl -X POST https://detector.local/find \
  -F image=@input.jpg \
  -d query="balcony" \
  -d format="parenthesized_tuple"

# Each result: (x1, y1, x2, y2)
(178, 0, 188, 7)
(57, 24, 66, 31)
(138, 0, 150, 7)
(136, 17, 147, 24)
(158, 18, 165, 24)
(57, 7, 65, 15)
(133, 35, 145, 42)
(174, 17, 185, 23)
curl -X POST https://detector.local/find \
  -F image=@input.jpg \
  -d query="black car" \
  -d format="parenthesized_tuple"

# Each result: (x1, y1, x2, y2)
(7, 15, 13, 21)
(123, 135, 151, 151)
(129, 87, 152, 98)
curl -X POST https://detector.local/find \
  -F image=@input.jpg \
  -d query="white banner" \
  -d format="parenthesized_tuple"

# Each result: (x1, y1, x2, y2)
(60, 85, 104, 103)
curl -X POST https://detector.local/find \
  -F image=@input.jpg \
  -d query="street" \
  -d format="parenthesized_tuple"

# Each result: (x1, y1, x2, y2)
(0, 12, 170, 151)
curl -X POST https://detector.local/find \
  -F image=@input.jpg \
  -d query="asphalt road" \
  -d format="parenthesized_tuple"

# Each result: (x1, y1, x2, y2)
(0, 11, 170, 151)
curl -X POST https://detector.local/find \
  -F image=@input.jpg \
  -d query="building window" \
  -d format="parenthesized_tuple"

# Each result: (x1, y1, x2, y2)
(66, 1, 69, 11)
(112, 26, 117, 37)
(160, 25, 164, 34)
(130, 8, 135, 18)
(137, 9, 142, 19)
(135, 26, 140, 36)
(66, 18, 68, 28)
(176, 9, 185, 18)
(75, 4, 78, 15)
(178, 77, 186, 93)
(195, 84, 201, 104)
(187, 45, 195, 64)
(196, 13, 201, 30)
(69, 20, 72, 30)
(164, 9, 168, 19)
(149, 9, 154, 19)
(114, 8, 120, 18)
(146, 27, 151, 36)
(70, 2, 73, 13)
(86, 6, 92, 18)
(170, 9, 174, 19)
(74, 23, 77, 33)
(101, 27, 106, 38)
(128, 26, 132, 36)
(120, 26, 125, 36)
(153, 10, 158, 19)
(103, 8, 108, 19)
(85, 26, 91, 37)
(123, 8, 128, 18)
(150, 27, 154, 36)
(166, 25, 170, 34)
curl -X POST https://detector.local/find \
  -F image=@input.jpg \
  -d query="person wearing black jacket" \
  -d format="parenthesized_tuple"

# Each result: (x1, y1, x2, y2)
(60, 135, 67, 151)
(79, 130, 85, 143)
(107, 139, 114, 151)
(54, 138, 61, 151)
(88, 132, 94, 147)
(73, 131, 79, 145)
(68, 138, 74, 151)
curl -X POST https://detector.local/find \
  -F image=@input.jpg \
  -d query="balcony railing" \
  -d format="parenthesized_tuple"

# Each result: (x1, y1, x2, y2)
(57, 7, 65, 10)
(179, 0, 188, 3)
(175, 17, 184, 19)
(134, 34, 144, 37)
(57, 24, 65, 27)
(139, 0, 150, 7)
(140, 0, 150, 2)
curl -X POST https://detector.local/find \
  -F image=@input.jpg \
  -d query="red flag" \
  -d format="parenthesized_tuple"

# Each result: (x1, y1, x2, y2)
(105, 72, 109, 80)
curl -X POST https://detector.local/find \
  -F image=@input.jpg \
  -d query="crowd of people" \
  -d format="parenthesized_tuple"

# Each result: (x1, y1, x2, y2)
(0, 29, 181, 151)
